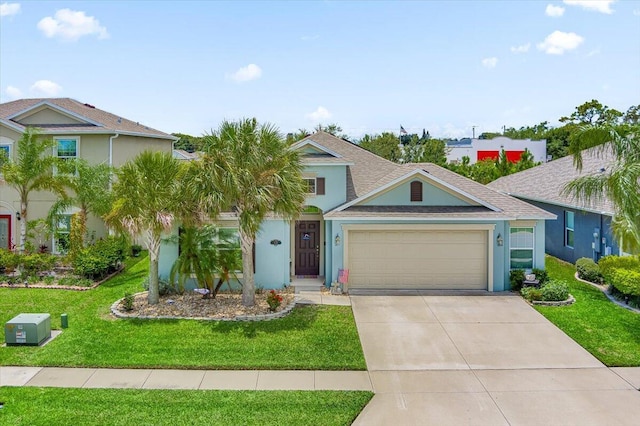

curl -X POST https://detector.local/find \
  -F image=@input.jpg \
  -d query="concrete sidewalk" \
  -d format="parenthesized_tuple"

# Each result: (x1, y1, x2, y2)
(0, 366, 372, 390)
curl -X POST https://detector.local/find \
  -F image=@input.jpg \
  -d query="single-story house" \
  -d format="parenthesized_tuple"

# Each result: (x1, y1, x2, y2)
(488, 147, 621, 264)
(0, 98, 177, 252)
(446, 136, 547, 164)
(159, 131, 555, 292)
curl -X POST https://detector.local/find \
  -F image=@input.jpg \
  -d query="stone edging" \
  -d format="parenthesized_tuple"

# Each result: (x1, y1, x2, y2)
(0, 266, 125, 291)
(573, 272, 640, 313)
(574, 272, 609, 291)
(531, 294, 575, 306)
(110, 292, 299, 322)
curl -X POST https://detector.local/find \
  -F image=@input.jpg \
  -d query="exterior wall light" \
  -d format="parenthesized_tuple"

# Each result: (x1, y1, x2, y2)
(335, 234, 341, 246)
(496, 233, 503, 246)
(16, 211, 21, 221)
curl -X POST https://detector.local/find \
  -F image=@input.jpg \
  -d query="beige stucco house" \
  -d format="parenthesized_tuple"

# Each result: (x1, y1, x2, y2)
(0, 98, 177, 252)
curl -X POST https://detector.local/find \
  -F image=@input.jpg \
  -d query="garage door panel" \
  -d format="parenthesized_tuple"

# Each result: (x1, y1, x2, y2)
(348, 229, 488, 290)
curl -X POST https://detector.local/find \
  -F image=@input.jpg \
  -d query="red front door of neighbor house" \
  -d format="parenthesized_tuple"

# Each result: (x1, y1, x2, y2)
(295, 221, 320, 276)
(0, 215, 11, 250)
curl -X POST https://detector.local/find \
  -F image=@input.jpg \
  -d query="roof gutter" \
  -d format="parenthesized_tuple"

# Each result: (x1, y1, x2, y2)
(109, 133, 119, 167)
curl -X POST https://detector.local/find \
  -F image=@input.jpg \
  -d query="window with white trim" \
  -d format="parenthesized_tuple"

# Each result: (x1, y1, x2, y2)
(565, 211, 575, 248)
(53, 214, 72, 254)
(0, 138, 12, 171)
(510, 227, 534, 269)
(54, 137, 79, 174)
(304, 178, 316, 195)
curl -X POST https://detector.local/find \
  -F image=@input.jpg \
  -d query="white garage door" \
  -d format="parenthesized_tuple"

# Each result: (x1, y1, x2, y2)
(347, 229, 488, 290)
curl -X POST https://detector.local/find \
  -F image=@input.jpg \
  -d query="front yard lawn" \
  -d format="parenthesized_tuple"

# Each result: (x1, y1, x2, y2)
(0, 254, 366, 370)
(535, 256, 640, 367)
(0, 387, 373, 426)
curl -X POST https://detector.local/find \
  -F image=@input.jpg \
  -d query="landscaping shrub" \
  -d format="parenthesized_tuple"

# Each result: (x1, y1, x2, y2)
(122, 292, 135, 311)
(609, 285, 640, 309)
(607, 268, 640, 297)
(20, 253, 56, 277)
(73, 237, 127, 280)
(576, 257, 602, 283)
(531, 268, 549, 285)
(521, 286, 543, 301)
(540, 279, 570, 301)
(509, 269, 526, 291)
(599, 255, 640, 281)
(142, 277, 181, 296)
(0, 249, 19, 272)
(130, 244, 143, 257)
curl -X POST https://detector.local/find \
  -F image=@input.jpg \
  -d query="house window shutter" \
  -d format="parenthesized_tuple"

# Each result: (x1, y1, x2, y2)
(316, 177, 325, 195)
(410, 181, 422, 202)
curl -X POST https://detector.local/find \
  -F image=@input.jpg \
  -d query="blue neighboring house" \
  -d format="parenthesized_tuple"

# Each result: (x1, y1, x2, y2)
(160, 131, 554, 292)
(489, 147, 621, 264)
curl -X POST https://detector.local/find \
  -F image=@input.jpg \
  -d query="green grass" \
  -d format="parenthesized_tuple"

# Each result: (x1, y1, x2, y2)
(0, 254, 366, 370)
(0, 387, 373, 426)
(534, 256, 640, 367)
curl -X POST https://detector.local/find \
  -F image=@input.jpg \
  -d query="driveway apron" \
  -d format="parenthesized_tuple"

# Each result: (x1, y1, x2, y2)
(351, 295, 640, 426)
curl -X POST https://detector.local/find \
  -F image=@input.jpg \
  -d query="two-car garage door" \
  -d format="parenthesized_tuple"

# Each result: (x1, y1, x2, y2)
(347, 228, 488, 290)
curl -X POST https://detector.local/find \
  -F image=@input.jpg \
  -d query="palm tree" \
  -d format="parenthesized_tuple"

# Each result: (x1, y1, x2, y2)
(105, 150, 185, 305)
(563, 125, 640, 253)
(1, 127, 65, 253)
(47, 159, 112, 251)
(199, 118, 307, 307)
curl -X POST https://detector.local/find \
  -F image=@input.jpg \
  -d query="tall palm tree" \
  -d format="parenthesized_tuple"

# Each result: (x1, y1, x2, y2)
(47, 159, 112, 250)
(199, 118, 307, 307)
(564, 124, 640, 253)
(1, 127, 65, 253)
(105, 150, 185, 305)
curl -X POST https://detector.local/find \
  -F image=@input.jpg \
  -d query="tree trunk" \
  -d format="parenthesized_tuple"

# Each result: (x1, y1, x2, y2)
(19, 200, 27, 253)
(147, 230, 160, 305)
(239, 229, 255, 307)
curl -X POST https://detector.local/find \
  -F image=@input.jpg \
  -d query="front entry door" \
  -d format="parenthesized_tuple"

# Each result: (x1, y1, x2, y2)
(295, 221, 320, 276)
(0, 215, 11, 250)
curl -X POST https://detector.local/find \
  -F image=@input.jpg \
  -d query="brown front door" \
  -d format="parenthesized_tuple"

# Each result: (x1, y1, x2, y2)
(295, 221, 320, 276)
(0, 215, 11, 250)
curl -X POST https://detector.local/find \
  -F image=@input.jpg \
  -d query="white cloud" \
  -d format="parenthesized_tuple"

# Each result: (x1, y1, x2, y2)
(306, 106, 332, 122)
(30, 80, 62, 96)
(545, 4, 565, 17)
(586, 48, 600, 57)
(510, 43, 531, 53)
(537, 30, 584, 54)
(481, 57, 498, 68)
(5, 85, 22, 99)
(37, 9, 109, 41)
(0, 2, 20, 17)
(563, 0, 615, 14)
(228, 64, 262, 82)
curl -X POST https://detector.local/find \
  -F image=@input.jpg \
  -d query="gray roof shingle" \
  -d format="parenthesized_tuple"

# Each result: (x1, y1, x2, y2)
(487, 147, 616, 215)
(0, 98, 177, 140)
(302, 132, 554, 220)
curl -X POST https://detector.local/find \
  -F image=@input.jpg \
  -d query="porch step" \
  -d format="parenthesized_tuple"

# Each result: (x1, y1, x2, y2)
(291, 277, 325, 294)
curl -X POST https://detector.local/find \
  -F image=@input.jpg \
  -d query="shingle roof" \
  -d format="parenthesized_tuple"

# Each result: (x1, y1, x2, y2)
(0, 98, 177, 140)
(302, 132, 555, 220)
(487, 147, 616, 215)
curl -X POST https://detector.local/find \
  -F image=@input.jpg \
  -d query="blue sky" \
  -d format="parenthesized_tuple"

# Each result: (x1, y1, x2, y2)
(1, 1, 639, 139)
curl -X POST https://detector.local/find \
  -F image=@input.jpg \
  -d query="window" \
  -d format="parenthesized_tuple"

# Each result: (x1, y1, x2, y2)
(0, 138, 12, 170)
(510, 227, 534, 269)
(410, 181, 423, 202)
(565, 211, 575, 248)
(304, 178, 316, 194)
(53, 214, 72, 254)
(54, 137, 79, 174)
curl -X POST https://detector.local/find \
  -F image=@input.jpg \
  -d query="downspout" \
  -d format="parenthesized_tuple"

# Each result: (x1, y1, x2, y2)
(109, 133, 119, 168)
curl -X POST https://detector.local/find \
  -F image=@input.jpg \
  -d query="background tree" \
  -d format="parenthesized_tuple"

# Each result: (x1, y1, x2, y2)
(172, 133, 203, 153)
(47, 159, 112, 250)
(105, 151, 185, 305)
(419, 138, 448, 166)
(285, 129, 311, 144)
(560, 99, 623, 126)
(314, 123, 348, 139)
(564, 124, 640, 253)
(357, 132, 401, 162)
(0, 127, 65, 253)
(199, 118, 307, 307)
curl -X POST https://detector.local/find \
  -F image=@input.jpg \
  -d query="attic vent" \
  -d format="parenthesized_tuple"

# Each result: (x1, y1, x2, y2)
(83, 103, 95, 108)
(410, 181, 423, 202)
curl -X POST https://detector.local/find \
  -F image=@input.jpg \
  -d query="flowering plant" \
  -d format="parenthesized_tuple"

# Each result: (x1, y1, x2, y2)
(266, 290, 283, 311)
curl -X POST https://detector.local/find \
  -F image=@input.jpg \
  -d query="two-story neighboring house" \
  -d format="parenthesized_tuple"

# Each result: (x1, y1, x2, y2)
(160, 131, 555, 293)
(0, 98, 177, 252)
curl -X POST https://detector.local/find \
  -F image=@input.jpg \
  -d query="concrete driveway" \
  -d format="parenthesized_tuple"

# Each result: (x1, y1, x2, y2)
(351, 295, 640, 425)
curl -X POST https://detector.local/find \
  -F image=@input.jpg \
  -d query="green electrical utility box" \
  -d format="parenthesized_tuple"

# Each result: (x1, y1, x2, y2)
(5, 313, 51, 346)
